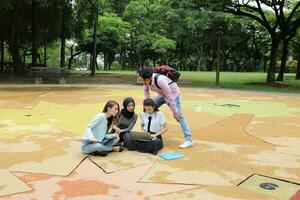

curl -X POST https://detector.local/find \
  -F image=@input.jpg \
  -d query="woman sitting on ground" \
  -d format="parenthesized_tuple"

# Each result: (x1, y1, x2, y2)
(113, 97, 138, 143)
(81, 100, 124, 157)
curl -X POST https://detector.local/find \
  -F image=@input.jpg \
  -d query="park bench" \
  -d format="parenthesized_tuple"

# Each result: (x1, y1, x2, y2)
(28, 67, 70, 84)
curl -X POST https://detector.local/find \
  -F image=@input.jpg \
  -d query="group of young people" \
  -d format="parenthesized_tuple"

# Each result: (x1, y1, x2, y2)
(81, 67, 193, 157)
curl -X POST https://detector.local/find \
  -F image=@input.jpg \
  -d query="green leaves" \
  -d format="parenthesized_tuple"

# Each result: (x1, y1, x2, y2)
(151, 36, 176, 54)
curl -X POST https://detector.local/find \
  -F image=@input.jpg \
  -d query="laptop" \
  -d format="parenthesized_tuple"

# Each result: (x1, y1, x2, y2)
(131, 131, 152, 142)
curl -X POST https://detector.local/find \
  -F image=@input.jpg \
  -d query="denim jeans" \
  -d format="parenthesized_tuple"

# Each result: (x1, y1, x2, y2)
(82, 137, 119, 154)
(154, 95, 192, 142)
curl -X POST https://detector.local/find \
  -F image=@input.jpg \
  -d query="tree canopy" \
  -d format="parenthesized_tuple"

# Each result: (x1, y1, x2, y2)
(0, 0, 300, 83)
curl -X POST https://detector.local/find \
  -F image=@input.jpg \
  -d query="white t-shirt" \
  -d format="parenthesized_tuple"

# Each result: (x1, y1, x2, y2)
(141, 111, 166, 133)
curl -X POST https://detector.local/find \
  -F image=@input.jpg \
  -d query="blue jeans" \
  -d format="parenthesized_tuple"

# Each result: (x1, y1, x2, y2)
(82, 137, 119, 154)
(154, 95, 192, 142)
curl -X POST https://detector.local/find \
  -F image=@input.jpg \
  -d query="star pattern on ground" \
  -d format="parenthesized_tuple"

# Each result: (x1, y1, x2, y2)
(0, 158, 196, 200)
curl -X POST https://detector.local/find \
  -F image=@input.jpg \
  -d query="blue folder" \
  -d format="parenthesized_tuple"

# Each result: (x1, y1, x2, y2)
(159, 153, 185, 160)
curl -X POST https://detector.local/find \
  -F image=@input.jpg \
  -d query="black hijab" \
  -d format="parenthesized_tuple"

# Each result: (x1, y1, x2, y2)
(121, 97, 135, 119)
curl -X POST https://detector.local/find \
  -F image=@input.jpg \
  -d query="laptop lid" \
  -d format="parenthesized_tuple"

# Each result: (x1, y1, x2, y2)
(131, 131, 152, 142)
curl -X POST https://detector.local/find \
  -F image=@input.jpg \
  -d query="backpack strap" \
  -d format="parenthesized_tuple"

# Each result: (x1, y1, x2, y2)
(154, 74, 161, 89)
(154, 74, 173, 90)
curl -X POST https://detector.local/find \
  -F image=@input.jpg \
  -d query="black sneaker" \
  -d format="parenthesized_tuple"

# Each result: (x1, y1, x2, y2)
(91, 152, 108, 157)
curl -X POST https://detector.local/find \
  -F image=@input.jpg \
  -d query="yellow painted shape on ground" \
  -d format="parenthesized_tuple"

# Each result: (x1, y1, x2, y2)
(0, 101, 106, 137)
(0, 91, 47, 109)
(239, 174, 300, 200)
(185, 99, 300, 117)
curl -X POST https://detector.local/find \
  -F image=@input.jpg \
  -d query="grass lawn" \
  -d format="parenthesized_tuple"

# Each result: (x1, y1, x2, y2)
(179, 71, 300, 93)
(0, 70, 299, 94)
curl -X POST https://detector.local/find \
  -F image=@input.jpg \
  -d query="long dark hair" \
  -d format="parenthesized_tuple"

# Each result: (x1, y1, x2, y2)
(102, 100, 120, 132)
(143, 98, 159, 112)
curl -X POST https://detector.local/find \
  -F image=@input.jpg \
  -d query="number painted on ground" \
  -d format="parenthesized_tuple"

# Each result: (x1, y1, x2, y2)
(259, 182, 279, 190)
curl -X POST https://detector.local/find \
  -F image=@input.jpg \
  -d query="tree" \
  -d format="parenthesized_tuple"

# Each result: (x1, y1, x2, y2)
(151, 36, 176, 64)
(97, 13, 130, 70)
(291, 30, 300, 79)
(213, 0, 300, 84)
(75, 0, 115, 75)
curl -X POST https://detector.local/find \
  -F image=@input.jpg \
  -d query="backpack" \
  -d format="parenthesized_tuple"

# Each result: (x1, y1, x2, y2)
(153, 65, 180, 89)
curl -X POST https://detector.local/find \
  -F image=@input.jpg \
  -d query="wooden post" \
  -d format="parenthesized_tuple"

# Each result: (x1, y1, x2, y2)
(216, 26, 223, 88)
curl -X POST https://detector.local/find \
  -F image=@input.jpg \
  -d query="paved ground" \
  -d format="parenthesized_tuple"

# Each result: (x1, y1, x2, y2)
(0, 85, 299, 200)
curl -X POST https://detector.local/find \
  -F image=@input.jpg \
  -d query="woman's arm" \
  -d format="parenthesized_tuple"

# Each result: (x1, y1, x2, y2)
(104, 133, 115, 139)
(152, 122, 168, 137)
(88, 114, 104, 129)
(121, 114, 138, 132)
(112, 125, 121, 134)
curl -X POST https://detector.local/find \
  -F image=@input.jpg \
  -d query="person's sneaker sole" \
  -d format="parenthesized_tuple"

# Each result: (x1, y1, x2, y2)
(178, 143, 194, 149)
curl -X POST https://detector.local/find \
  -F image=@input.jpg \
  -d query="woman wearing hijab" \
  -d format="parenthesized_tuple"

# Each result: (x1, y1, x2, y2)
(113, 97, 138, 143)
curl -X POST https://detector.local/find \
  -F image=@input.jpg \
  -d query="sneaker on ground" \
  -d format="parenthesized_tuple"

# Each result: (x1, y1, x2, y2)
(179, 141, 193, 149)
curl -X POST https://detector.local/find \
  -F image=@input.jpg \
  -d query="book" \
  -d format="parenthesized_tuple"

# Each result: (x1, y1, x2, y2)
(159, 153, 185, 160)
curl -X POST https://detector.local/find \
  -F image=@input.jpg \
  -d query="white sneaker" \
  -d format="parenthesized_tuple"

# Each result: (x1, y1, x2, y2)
(179, 141, 193, 149)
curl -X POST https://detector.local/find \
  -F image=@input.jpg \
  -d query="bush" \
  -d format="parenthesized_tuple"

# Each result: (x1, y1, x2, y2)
(273, 60, 297, 73)
(285, 60, 297, 73)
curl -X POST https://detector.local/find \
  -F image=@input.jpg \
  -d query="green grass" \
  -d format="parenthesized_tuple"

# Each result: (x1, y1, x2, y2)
(179, 71, 300, 93)
(1, 70, 299, 94)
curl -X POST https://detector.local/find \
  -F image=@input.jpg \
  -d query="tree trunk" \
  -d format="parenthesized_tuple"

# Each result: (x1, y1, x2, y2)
(296, 52, 300, 80)
(197, 43, 203, 71)
(0, 41, 4, 71)
(60, 10, 66, 69)
(8, 40, 23, 74)
(9, 0, 25, 75)
(96, 58, 99, 70)
(89, 53, 92, 70)
(263, 57, 267, 73)
(184, 48, 189, 71)
(68, 50, 82, 70)
(90, 10, 97, 77)
(179, 39, 184, 71)
(31, 0, 37, 66)
(68, 45, 73, 69)
(104, 50, 109, 70)
(129, 33, 134, 69)
(37, 52, 42, 63)
(267, 37, 281, 84)
(165, 54, 168, 65)
(276, 39, 289, 82)
(23, 49, 26, 64)
(44, 24, 47, 67)
(120, 47, 124, 69)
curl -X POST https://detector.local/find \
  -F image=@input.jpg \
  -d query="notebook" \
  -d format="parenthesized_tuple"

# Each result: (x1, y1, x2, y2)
(131, 131, 152, 142)
(159, 153, 185, 160)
